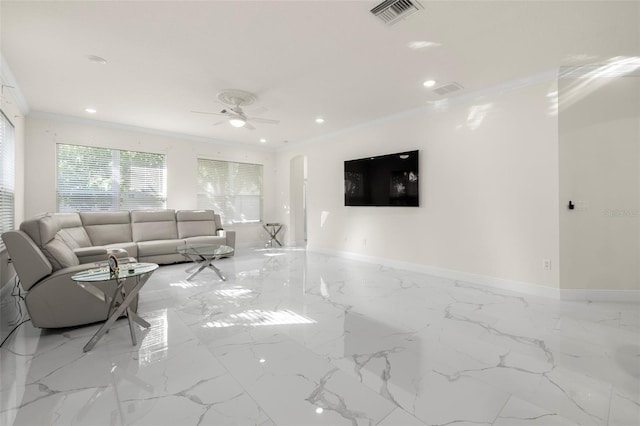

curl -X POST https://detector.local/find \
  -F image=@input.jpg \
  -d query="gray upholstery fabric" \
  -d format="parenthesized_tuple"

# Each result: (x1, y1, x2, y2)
(176, 210, 216, 238)
(42, 235, 80, 270)
(25, 263, 145, 328)
(131, 209, 178, 241)
(104, 242, 138, 259)
(214, 214, 223, 230)
(137, 239, 185, 257)
(20, 214, 59, 247)
(56, 213, 92, 248)
(18, 215, 79, 271)
(80, 211, 133, 245)
(1, 231, 53, 291)
(4, 209, 237, 328)
(73, 246, 109, 263)
(183, 235, 227, 246)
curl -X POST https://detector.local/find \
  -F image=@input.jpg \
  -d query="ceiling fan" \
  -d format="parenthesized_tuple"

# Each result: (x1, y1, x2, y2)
(191, 89, 279, 130)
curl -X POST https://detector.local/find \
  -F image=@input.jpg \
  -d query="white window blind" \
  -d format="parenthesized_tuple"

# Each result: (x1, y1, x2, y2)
(56, 144, 166, 212)
(197, 158, 263, 225)
(0, 110, 15, 249)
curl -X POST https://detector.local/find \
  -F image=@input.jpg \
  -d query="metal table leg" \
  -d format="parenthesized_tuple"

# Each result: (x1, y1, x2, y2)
(83, 275, 150, 352)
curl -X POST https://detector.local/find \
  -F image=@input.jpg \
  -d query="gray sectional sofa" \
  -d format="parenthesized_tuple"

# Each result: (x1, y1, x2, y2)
(1, 209, 235, 328)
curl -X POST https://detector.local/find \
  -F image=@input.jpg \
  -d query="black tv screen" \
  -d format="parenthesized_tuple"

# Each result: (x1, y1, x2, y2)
(344, 150, 419, 207)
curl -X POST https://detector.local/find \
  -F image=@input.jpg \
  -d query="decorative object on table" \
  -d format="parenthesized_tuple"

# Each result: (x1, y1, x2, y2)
(108, 254, 119, 278)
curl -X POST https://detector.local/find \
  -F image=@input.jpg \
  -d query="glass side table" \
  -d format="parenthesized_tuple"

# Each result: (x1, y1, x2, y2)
(177, 244, 234, 281)
(71, 262, 158, 352)
(263, 222, 283, 247)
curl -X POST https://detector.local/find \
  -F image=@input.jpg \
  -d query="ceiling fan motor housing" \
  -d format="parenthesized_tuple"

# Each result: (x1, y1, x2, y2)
(217, 89, 257, 107)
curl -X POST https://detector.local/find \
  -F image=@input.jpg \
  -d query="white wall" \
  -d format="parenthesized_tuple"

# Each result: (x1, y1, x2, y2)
(277, 80, 560, 289)
(24, 115, 278, 246)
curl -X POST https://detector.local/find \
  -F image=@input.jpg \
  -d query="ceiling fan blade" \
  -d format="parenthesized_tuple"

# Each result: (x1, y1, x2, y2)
(247, 116, 280, 125)
(191, 110, 228, 117)
(247, 106, 268, 116)
(212, 120, 227, 126)
(244, 122, 256, 130)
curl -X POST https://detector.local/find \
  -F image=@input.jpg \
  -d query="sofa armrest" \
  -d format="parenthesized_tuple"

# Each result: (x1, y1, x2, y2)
(1, 230, 53, 291)
(74, 247, 131, 264)
(224, 230, 236, 254)
(74, 246, 108, 263)
(27, 263, 149, 328)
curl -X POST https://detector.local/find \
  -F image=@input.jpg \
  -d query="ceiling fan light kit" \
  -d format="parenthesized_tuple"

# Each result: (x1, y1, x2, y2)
(191, 89, 279, 131)
(229, 117, 246, 128)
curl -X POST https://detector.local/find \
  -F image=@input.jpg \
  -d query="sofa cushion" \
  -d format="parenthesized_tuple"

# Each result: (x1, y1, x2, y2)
(42, 235, 80, 270)
(80, 211, 133, 245)
(183, 236, 227, 246)
(137, 239, 185, 257)
(55, 213, 92, 248)
(176, 210, 216, 238)
(131, 209, 178, 241)
(20, 214, 59, 247)
(104, 242, 138, 259)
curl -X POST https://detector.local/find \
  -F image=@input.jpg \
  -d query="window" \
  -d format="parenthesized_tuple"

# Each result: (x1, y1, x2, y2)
(197, 158, 263, 225)
(56, 144, 166, 212)
(0, 110, 15, 249)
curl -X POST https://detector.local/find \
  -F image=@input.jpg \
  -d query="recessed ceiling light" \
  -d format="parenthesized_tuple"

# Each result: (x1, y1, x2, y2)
(85, 108, 97, 114)
(260, 138, 267, 143)
(315, 117, 324, 124)
(423, 80, 436, 88)
(87, 55, 107, 64)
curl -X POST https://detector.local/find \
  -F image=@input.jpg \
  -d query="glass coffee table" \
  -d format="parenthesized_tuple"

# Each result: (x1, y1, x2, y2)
(71, 262, 158, 352)
(177, 244, 234, 281)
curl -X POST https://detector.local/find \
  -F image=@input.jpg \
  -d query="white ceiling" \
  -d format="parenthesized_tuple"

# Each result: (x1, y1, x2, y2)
(1, 1, 638, 148)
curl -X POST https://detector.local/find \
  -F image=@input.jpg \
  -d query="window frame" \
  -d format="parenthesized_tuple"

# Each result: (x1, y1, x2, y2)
(196, 157, 264, 225)
(56, 143, 167, 212)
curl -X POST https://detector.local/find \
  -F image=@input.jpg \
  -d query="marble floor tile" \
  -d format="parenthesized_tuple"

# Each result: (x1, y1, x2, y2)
(1, 247, 639, 425)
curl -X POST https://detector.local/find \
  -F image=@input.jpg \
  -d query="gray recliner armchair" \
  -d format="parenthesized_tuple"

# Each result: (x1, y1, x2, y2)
(2, 215, 144, 328)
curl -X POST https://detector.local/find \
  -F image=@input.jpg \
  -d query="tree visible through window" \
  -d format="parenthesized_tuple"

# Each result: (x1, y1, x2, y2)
(56, 144, 166, 212)
(197, 158, 263, 225)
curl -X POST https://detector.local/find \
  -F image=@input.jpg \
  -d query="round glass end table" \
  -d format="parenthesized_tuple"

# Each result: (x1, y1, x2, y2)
(71, 262, 158, 352)
(177, 244, 234, 281)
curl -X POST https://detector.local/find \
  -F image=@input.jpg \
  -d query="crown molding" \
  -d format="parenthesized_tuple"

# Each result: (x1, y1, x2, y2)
(28, 111, 278, 152)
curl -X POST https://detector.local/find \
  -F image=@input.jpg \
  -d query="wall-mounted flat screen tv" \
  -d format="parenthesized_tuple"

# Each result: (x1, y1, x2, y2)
(344, 150, 419, 207)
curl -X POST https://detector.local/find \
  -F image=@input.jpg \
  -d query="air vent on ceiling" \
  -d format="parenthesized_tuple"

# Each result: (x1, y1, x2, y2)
(370, 0, 423, 26)
(433, 82, 464, 96)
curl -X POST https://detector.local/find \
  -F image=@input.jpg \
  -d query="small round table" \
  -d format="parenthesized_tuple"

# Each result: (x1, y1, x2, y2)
(177, 244, 234, 281)
(263, 223, 283, 247)
(71, 262, 158, 352)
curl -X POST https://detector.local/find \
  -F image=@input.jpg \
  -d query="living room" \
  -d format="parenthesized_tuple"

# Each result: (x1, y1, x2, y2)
(1, 1, 639, 425)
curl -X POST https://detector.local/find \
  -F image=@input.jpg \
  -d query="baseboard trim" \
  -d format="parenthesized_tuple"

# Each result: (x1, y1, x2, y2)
(307, 247, 640, 303)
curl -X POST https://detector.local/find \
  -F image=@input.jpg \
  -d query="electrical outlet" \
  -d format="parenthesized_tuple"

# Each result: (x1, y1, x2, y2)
(542, 259, 551, 270)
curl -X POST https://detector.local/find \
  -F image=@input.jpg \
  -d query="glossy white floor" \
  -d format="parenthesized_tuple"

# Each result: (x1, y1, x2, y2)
(1, 247, 639, 426)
